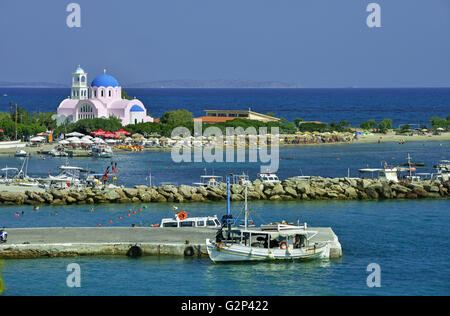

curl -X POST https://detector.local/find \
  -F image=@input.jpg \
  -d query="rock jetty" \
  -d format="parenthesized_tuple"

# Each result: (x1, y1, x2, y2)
(0, 177, 449, 206)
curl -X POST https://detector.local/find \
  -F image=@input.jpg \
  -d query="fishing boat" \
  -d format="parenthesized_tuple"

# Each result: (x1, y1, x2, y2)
(206, 228, 328, 263)
(193, 175, 223, 187)
(230, 172, 252, 186)
(90, 145, 113, 158)
(205, 179, 328, 263)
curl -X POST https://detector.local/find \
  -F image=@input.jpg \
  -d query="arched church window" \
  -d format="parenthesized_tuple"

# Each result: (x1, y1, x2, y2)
(81, 76, 85, 82)
(109, 90, 111, 97)
(101, 90, 104, 97)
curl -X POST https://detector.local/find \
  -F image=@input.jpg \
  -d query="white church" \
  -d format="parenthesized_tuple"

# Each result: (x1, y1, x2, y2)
(57, 66, 153, 126)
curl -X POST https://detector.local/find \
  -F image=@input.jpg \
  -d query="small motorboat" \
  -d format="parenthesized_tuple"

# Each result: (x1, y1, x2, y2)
(14, 150, 28, 157)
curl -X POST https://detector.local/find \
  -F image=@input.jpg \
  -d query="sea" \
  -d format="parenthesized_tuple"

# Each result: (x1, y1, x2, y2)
(0, 88, 449, 296)
(1, 87, 450, 127)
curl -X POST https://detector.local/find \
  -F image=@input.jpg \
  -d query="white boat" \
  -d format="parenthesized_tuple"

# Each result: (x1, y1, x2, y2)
(14, 150, 28, 158)
(0, 158, 40, 187)
(38, 165, 86, 188)
(193, 175, 223, 187)
(158, 212, 222, 228)
(432, 160, 450, 181)
(206, 228, 328, 263)
(206, 179, 328, 263)
(358, 167, 400, 182)
(48, 148, 68, 157)
(90, 145, 113, 158)
(230, 172, 251, 186)
(0, 167, 19, 184)
(258, 172, 281, 184)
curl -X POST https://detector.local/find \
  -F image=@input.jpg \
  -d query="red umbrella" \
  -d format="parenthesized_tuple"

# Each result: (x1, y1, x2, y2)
(116, 129, 131, 136)
(103, 132, 117, 138)
(91, 129, 106, 136)
(0, 130, 4, 133)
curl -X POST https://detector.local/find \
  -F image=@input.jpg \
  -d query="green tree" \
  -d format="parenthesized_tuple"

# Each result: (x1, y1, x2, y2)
(294, 118, 304, 128)
(360, 119, 377, 130)
(160, 110, 193, 125)
(378, 118, 393, 133)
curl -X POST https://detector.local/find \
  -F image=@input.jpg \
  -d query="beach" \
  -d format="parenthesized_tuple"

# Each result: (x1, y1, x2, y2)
(1, 131, 448, 156)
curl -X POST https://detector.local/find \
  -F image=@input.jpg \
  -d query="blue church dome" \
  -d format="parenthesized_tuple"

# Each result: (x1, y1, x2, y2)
(130, 105, 145, 112)
(91, 74, 120, 88)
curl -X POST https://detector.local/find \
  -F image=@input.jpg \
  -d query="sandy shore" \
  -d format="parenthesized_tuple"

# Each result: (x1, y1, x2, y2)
(0, 132, 448, 155)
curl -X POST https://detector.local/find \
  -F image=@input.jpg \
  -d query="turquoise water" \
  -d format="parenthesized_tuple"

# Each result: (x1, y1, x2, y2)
(1, 140, 448, 187)
(1, 140, 449, 295)
(1, 199, 449, 296)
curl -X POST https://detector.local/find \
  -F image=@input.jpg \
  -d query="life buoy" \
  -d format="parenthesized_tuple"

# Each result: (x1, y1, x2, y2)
(126, 245, 142, 258)
(184, 246, 195, 257)
(178, 211, 188, 220)
(280, 242, 288, 250)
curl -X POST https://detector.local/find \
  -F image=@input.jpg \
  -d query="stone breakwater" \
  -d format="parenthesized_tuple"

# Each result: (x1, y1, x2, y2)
(0, 177, 449, 206)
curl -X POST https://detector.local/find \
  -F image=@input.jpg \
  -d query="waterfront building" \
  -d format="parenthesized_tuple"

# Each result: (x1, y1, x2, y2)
(57, 66, 153, 126)
(194, 109, 280, 124)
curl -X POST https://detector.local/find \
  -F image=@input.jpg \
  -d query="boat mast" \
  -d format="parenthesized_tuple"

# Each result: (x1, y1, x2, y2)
(227, 176, 231, 230)
(244, 184, 248, 230)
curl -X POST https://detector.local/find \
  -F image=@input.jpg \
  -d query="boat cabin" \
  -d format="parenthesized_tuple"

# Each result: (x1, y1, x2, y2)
(193, 175, 223, 187)
(258, 172, 281, 184)
(230, 173, 251, 185)
(160, 215, 221, 228)
(358, 167, 399, 182)
(220, 228, 313, 250)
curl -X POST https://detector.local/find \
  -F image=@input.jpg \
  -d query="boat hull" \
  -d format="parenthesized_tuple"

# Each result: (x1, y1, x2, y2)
(206, 239, 328, 263)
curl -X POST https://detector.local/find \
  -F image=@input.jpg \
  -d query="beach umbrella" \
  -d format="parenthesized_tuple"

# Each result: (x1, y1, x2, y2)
(91, 129, 106, 136)
(30, 136, 45, 142)
(69, 138, 81, 144)
(0, 130, 3, 133)
(59, 140, 70, 145)
(103, 132, 117, 138)
(105, 139, 117, 143)
(93, 137, 106, 144)
(132, 133, 144, 138)
(82, 138, 93, 144)
(66, 132, 85, 137)
(116, 129, 132, 136)
(436, 127, 445, 131)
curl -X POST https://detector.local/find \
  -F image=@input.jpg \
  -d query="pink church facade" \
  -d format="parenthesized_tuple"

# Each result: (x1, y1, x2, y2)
(57, 66, 153, 126)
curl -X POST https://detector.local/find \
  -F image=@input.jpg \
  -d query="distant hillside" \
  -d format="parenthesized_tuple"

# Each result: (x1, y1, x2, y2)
(0, 79, 301, 89)
(0, 81, 68, 88)
(126, 79, 301, 89)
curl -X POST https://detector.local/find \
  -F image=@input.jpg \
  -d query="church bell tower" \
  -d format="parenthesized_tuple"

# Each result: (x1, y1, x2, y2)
(71, 66, 88, 100)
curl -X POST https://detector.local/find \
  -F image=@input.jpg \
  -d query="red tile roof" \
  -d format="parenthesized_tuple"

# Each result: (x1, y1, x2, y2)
(193, 116, 237, 124)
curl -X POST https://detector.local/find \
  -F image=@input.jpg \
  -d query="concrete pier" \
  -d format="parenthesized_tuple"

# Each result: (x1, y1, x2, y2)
(0, 227, 342, 259)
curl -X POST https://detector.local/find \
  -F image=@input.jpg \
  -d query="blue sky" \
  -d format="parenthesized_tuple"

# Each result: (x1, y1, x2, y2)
(0, 0, 449, 87)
